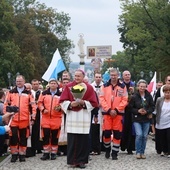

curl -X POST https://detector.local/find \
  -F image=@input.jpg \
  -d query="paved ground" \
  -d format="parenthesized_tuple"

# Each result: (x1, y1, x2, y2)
(0, 137, 169, 170)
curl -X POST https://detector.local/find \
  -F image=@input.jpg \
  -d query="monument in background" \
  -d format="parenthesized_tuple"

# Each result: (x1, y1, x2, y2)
(77, 33, 86, 71)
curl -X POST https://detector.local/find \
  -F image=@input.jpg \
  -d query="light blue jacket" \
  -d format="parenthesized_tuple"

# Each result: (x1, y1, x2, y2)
(0, 116, 6, 135)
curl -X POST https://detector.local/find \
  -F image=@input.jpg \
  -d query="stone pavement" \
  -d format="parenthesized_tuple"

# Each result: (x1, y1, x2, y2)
(0, 137, 169, 170)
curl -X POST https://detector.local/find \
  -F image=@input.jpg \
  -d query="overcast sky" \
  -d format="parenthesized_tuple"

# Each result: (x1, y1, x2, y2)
(38, 0, 123, 62)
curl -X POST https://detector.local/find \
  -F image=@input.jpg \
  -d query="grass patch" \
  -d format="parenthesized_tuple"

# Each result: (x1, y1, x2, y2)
(0, 155, 8, 162)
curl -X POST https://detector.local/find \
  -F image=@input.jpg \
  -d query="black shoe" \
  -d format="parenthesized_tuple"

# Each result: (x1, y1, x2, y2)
(51, 153, 56, 160)
(112, 155, 118, 160)
(40, 153, 50, 160)
(105, 151, 110, 159)
(157, 151, 161, 154)
(78, 164, 86, 169)
(57, 151, 62, 156)
(121, 147, 125, 151)
(127, 151, 133, 155)
(19, 155, 26, 162)
(112, 153, 118, 160)
(11, 154, 18, 163)
(37, 150, 42, 154)
(63, 152, 67, 156)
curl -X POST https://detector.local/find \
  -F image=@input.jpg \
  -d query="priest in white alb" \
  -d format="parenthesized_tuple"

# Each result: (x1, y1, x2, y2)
(59, 69, 98, 168)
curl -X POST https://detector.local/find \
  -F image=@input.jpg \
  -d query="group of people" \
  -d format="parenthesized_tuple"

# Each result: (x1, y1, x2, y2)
(0, 69, 170, 169)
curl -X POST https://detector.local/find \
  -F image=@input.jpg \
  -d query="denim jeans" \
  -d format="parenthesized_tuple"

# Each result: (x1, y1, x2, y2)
(133, 122, 150, 154)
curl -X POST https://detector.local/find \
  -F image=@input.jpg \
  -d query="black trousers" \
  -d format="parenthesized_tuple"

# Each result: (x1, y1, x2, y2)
(91, 124, 100, 154)
(42, 128, 60, 154)
(0, 135, 6, 156)
(155, 128, 170, 154)
(10, 127, 27, 146)
(10, 127, 27, 155)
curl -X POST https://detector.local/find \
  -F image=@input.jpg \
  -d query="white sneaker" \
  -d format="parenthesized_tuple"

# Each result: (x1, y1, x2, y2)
(161, 152, 164, 156)
(167, 155, 170, 158)
(149, 132, 155, 136)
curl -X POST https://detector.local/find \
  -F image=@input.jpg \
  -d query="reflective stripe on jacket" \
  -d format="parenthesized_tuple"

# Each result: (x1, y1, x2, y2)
(3, 86, 36, 121)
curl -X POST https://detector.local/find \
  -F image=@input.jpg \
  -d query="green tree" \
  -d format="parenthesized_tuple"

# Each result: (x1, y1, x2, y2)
(101, 51, 138, 80)
(118, 0, 170, 81)
(0, 0, 20, 87)
(8, 0, 73, 82)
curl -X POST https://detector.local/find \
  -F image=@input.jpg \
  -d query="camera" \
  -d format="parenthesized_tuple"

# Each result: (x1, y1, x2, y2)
(6, 106, 19, 113)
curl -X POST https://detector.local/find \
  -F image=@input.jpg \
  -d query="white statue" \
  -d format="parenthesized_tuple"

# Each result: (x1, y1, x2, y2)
(78, 34, 85, 55)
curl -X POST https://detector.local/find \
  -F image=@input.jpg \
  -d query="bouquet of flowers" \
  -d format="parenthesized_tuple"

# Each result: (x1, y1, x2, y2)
(71, 83, 87, 101)
(54, 105, 61, 111)
(141, 97, 147, 109)
(141, 97, 152, 119)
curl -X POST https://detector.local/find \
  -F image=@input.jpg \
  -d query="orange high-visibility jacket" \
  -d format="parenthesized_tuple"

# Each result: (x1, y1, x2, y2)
(38, 88, 62, 120)
(4, 87, 36, 121)
(99, 80, 128, 115)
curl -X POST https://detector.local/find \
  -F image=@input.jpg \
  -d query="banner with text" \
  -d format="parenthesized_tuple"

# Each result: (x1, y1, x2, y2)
(87, 45, 112, 59)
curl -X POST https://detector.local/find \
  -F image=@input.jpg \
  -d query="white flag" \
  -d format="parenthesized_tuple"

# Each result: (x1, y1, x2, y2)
(147, 71, 157, 96)
(42, 49, 66, 81)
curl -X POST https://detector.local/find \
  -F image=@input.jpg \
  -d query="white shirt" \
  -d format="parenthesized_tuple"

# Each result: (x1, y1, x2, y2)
(156, 101, 170, 129)
(17, 87, 24, 95)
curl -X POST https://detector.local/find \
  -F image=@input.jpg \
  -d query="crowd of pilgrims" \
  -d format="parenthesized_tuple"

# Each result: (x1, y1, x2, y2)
(0, 69, 170, 169)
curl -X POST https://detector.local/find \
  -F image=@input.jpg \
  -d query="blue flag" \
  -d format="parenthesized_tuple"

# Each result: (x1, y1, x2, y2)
(102, 72, 110, 83)
(42, 49, 66, 81)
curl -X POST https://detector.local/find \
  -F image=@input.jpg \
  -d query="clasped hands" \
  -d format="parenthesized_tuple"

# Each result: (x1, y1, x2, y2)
(71, 99, 85, 107)
(110, 110, 117, 117)
(138, 108, 147, 115)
